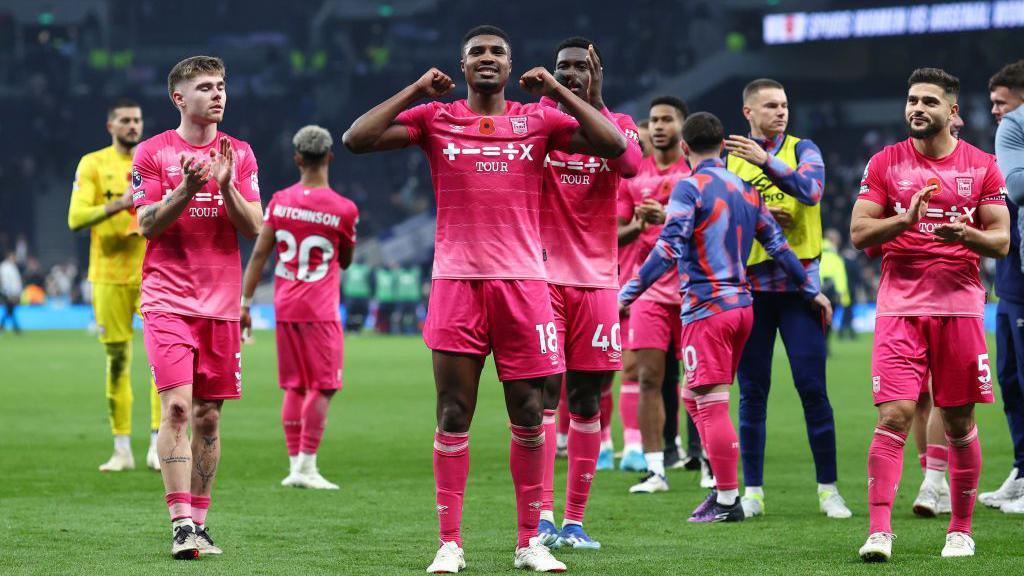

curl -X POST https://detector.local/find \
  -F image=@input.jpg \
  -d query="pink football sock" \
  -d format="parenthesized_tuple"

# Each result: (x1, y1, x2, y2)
(926, 443, 949, 473)
(299, 391, 330, 455)
(510, 424, 545, 549)
(541, 409, 557, 512)
(165, 492, 191, 522)
(918, 452, 927, 471)
(564, 413, 601, 522)
(867, 426, 907, 535)
(599, 382, 614, 444)
(557, 380, 570, 437)
(946, 427, 981, 535)
(190, 495, 210, 526)
(696, 392, 738, 492)
(433, 429, 470, 546)
(620, 380, 641, 447)
(281, 389, 304, 457)
(681, 388, 705, 449)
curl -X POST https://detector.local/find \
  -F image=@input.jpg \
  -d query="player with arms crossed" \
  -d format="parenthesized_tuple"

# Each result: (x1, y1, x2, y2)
(619, 96, 692, 492)
(620, 112, 831, 522)
(342, 25, 626, 573)
(240, 125, 357, 491)
(133, 56, 263, 559)
(852, 68, 1009, 561)
(68, 98, 162, 472)
(535, 37, 641, 549)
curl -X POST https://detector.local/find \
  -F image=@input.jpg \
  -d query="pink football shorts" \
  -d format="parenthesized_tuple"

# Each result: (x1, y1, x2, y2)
(424, 279, 565, 381)
(276, 321, 343, 390)
(143, 311, 242, 400)
(549, 284, 622, 372)
(626, 298, 681, 358)
(871, 315, 994, 408)
(679, 307, 753, 389)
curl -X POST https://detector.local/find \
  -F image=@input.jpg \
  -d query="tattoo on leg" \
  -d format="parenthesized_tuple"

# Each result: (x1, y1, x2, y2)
(162, 456, 191, 464)
(193, 435, 219, 493)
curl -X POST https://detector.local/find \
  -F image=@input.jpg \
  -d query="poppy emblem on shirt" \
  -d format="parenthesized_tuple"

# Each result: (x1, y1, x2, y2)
(956, 177, 973, 198)
(510, 116, 528, 135)
(479, 117, 496, 135)
(926, 177, 941, 193)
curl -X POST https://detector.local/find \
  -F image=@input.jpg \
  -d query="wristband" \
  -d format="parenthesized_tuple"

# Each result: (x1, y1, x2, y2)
(240, 296, 253, 308)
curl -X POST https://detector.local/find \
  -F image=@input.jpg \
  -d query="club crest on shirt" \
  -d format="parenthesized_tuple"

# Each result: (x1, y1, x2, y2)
(956, 177, 973, 198)
(510, 116, 528, 135)
(479, 117, 496, 135)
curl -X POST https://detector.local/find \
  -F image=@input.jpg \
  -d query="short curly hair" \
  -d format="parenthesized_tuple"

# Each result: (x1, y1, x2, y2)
(293, 125, 333, 163)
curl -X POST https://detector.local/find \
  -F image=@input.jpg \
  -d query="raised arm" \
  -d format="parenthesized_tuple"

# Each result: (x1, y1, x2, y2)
(850, 186, 934, 249)
(137, 155, 211, 240)
(211, 138, 262, 239)
(726, 137, 825, 205)
(68, 157, 134, 231)
(520, 60, 625, 159)
(342, 68, 454, 154)
(618, 183, 695, 307)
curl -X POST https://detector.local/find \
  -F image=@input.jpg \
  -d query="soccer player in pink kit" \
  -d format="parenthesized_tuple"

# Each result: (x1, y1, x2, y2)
(342, 25, 626, 573)
(620, 112, 831, 522)
(536, 37, 642, 550)
(852, 68, 1009, 562)
(239, 125, 358, 491)
(132, 56, 263, 559)
(620, 96, 692, 493)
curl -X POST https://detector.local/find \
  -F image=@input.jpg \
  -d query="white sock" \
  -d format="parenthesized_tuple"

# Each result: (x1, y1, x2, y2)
(717, 489, 739, 505)
(745, 486, 764, 498)
(540, 510, 555, 524)
(924, 469, 946, 486)
(600, 439, 614, 451)
(645, 452, 665, 477)
(150, 431, 159, 445)
(298, 452, 317, 472)
(556, 433, 568, 449)
(171, 517, 195, 532)
(817, 483, 838, 494)
(561, 519, 582, 528)
(289, 455, 298, 472)
(114, 434, 131, 452)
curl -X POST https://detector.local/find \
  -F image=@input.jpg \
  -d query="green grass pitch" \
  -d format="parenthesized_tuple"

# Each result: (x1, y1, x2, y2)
(2, 331, 1023, 575)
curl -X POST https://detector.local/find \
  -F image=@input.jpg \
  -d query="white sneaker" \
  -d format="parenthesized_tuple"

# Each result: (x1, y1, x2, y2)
(1000, 493, 1024, 514)
(819, 489, 852, 519)
(171, 524, 200, 560)
(941, 531, 975, 557)
(913, 480, 941, 518)
(427, 541, 465, 573)
(629, 472, 669, 494)
(513, 536, 566, 572)
(979, 468, 1024, 508)
(99, 448, 134, 472)
(859, 532, 894, 562)
(146, 443, 160, 471)
(699, 458, 715, 489)
(281, 471, 305, 487)
(300, 471, 340, 490)
(194, 526, 223, 555)
(742, 493, 764, 518)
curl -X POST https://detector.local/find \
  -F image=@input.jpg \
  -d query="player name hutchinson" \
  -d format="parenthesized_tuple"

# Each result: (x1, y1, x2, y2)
(272, 204, 343, 227)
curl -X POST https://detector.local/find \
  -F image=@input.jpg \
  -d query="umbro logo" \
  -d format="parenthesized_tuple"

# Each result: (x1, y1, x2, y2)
(529, 501, 542, 510)
(437, 505, 449, 515)
(166, 165, 181, 176)
(580, 473, 594, 483)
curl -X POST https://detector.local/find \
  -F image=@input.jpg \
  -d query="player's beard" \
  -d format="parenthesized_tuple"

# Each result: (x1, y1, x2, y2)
(906, 117, 944, 139)
(116, 135, 139, 149)
(653, 135, 680, 152)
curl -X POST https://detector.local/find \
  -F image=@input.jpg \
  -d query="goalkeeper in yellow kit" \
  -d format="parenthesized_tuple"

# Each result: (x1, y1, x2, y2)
(68, 98, 160, 472)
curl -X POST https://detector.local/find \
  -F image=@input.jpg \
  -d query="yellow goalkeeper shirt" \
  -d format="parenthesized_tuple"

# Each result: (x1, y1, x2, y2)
(68, 145, 146, 284)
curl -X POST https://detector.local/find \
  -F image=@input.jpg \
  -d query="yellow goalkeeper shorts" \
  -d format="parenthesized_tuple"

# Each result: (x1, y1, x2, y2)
(93, 282, 141, 343)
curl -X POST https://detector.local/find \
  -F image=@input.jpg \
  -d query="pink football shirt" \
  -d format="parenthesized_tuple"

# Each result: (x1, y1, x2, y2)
(132, 130, 260, 320)
(396, 99, 579, 280)
(265, 183, 359, 322)
(620, 155, 692, 303)
(540, 100, 641, 288)
(616, 180, 642, 288)
(859, 138, 1007, 317)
